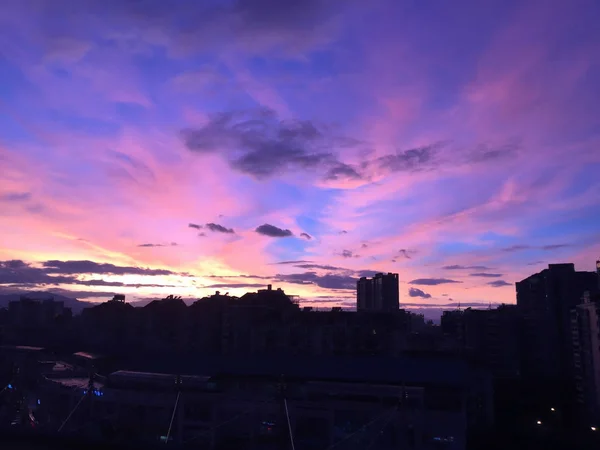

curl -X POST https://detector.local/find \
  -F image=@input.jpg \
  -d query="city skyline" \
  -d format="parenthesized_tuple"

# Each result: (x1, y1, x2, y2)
(1, 0, 600, 307)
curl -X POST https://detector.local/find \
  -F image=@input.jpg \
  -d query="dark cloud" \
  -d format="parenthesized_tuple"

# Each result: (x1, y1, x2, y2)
(0, 260, 178, 289)
(502, 245, 531, 252)
(203, 283, 266, 289)
(188, 223, 202, 229)
(295, 264, 346, 271)
(502, 244, 569, 252)
(409, 278, 462, 286)
(182, 108, 344, 179)
(339, 230, 348, 234)
(0, 260, 72, 285)
(340, 250, 356, 258)
(488, 280, 512, 287)
(443, 265, 493, 270)
(300, 232, 312, 240)
(0, 192, 32, 202)
(526, 260, 545, 266)
(402, 302, 503, 308)
(356, 270, 379, 278)
(42, 260, 175, 276)
(137, 242, 178, 248)
(375, 144, 440, 172)
(469, 273, 502, 278)
(206, 222, 235, 234)
(361, 243, 368, 249)
(255, 223, 293, 237)
(541, 244, 570, 251)
(31, 0, 345, 59)
(271, 260, 314, 265)
(398, 249, 414, 259)
(276, 272, 356, 290)
(207, 274, 271, 280)
(324, 163, 363, 181)
(408, 288, 432, 299)
(466, 141, 520, 163)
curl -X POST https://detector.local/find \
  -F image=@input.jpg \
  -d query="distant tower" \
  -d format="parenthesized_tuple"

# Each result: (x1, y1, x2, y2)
(357, 273, 399, 312)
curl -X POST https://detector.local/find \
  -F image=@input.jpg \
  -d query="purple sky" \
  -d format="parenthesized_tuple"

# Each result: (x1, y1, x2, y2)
(1, 0, 599, 308)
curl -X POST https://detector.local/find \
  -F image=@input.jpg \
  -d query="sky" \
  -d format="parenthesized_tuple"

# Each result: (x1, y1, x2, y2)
(1, 0, 599, 311)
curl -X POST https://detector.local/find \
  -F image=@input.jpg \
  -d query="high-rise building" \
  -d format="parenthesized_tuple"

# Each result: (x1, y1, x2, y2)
(356, 273, 399, 312)
(441, 306, 520, 378)
(516, 263, 599, 382)
(571, 292, 600, 423)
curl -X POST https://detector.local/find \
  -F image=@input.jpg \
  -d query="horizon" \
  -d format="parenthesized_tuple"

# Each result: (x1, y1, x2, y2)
(1, 0, 599, 311)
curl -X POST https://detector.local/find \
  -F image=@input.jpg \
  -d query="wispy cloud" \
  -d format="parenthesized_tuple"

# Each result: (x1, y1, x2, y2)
(409, 278, 462, 286)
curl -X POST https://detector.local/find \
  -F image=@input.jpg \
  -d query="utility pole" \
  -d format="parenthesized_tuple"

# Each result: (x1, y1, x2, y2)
(277, 374, 289, 449)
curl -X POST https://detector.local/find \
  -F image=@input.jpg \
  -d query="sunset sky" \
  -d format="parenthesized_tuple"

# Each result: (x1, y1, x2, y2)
(1, 0, 599, 311)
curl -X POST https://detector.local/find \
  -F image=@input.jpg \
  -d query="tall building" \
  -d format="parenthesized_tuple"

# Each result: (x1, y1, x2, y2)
(356, 273, 399, 312)
(441, 306, 520, 378)
(516, 263, 598, 382)
(571, 293, 600, 423)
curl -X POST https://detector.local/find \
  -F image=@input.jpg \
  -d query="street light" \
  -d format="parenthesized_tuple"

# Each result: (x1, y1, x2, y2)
(550, 407, 555, 412)
(591, 427, 596, 432)
(537, 420, 542, 425)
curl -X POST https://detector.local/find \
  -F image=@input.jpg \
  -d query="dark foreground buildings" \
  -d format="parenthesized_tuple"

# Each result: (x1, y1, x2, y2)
(0, 345, 492, 449)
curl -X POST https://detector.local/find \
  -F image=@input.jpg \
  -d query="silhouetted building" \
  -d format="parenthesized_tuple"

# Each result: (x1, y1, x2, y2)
(516, 263, 599, 382)
(357, 273, 399, 312)
(571, 292, 600, 423)
(441, 306, 520, 378)
(8, 296, 68, 327)
(109, 294, 126, 303)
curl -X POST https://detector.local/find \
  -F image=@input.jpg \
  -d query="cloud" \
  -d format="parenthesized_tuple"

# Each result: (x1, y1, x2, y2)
(255, 223, 293, 237)
(443, 265, 493, 270)
(502, 244, 570, 252)
(188, 223, 202, 229)
(203, 283, 266, 289)
(276, 272, 356, 290)
(356, 270, 379, 278)
(272, 260, 314, 265)
(374, 144, 440, 173)
(324, 163, 363, 181)
(408, 287, 431, 299)
(541, 244, 570, 250)
(294, 263, 346, 271)
(469, 273, 502, 278)
(137, 242, 178, 248)
(205, 222, 235, 234)
(300, 232, 312, 240)
(502, 245, 531, 252)
(398, 249, 414, 259)
(41, 260, 175, 276)
(487, 280, 512, 287)
(0, 192, 32, 202)
(339, 230, 348, 234)
(182, 108, 341, 178)
(0, 260, 178, 289)
(409, 278, 462, 286)
(340, 249, 356, 258)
